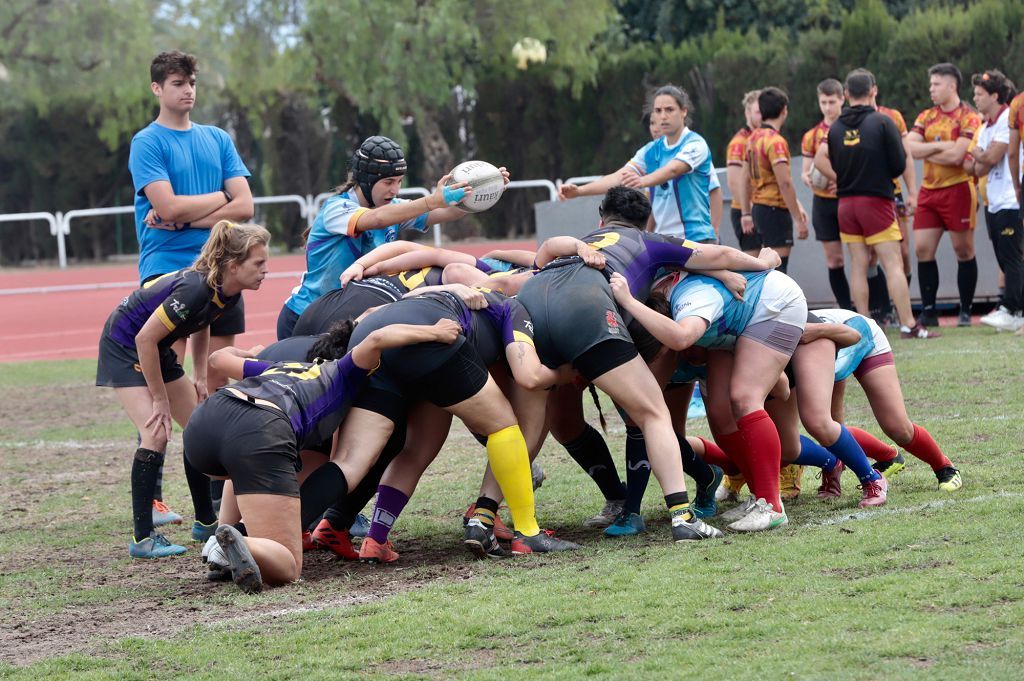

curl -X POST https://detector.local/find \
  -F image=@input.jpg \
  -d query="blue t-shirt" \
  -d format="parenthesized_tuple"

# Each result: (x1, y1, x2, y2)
(129, 122, 250, 282)
(284, 191, 430, 316)
(629, 129, 715, 242)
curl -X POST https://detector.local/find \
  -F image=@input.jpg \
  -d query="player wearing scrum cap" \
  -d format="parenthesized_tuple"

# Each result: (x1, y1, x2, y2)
(801, 78, 852, 310)
(276, 135, 509, 339)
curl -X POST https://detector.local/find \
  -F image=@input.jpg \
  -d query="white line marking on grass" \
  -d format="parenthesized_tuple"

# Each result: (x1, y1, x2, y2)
(812, 492, 1024, 526)
(0, 439, 124, 450)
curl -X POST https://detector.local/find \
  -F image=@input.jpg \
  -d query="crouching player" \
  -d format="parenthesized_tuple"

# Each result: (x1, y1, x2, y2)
(185, 319, 461, 592)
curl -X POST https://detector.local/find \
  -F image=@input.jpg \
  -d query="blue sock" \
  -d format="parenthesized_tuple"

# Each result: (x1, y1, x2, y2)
(794, 435, 838, 471)
(825, 425, 880, 483)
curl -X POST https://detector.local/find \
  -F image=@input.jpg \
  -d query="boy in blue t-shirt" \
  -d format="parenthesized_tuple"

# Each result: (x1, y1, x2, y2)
(127, 50, 254, 525)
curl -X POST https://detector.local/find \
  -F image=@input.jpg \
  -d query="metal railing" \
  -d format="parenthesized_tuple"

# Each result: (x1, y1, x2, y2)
(3, 178, 582, 268)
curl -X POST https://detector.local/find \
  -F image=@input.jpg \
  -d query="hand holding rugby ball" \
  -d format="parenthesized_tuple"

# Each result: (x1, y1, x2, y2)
(809, 166, 831, 191)
(445, 160, 507, 212)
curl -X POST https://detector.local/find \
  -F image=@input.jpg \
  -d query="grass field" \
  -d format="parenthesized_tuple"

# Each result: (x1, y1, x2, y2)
(1, 328, 1023, 680)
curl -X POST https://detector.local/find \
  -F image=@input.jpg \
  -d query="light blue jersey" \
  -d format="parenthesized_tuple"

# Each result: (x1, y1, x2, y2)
(128, 122, 250, 282)
(284, 191, 429, 316)
(668, 271, 770, 348)
(629, 129, 715, 242)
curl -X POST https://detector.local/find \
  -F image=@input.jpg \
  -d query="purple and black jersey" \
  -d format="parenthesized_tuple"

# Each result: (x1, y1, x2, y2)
(548, 223, 698, 304)
(231, 354, 369, 449)
(104, 269, 239, 350)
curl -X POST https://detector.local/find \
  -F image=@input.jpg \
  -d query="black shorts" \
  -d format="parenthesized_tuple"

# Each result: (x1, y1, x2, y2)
(751, 204, 794, 248)
(143, 272, 244, 337)
(573, 338, 639, 382)
(95, 328, 184, 388)
(811, 196, 840, 242)
(292, 285, 392, 337)
(518, 262, 633, 370)
(731, 208, 763, 252)
(354, 338, 489, 422)
(184, 391, 301, 497)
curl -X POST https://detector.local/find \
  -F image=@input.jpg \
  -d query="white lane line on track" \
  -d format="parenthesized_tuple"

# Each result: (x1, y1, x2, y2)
(0, 270, 303, 296)
(812, 491, 1024, 526)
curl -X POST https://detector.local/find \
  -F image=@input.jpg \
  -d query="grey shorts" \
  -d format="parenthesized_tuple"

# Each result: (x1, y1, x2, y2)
(517, 262, 633, 369)
(742, 320, 804, 356)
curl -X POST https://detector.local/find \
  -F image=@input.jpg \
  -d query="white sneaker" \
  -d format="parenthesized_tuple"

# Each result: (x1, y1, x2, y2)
(718, 495, 756, 523)
(992, 311, 1024, 333)
(583, 499, 625, 527)
(980, 306, 1013, 330)
(727, 498, 789, 533)
(202, 535, 228, 567)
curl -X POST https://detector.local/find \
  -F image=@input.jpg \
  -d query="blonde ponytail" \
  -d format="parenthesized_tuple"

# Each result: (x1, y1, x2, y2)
(191, 220, 271, 288)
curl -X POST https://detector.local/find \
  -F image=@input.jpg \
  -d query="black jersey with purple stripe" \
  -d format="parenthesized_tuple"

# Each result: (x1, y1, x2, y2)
(105, 269, 239, 349)
(547, 223, 698, 303)
(351, 288, 535, 367)
(233, 354, 369, 449)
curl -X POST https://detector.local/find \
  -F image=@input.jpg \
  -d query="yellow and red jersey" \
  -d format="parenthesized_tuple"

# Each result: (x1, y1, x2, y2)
(726, 126, 752, 209)
(747, 124, 790, 208)
(878, 106, 908, 193)
(911, 103, 982, 190)
(801, 120, 836, 199)
(1008, 92, 1024, 132)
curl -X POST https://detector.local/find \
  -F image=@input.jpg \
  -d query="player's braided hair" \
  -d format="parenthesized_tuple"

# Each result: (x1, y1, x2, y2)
(191, 220, 270, 289)
(307, 319, 357, 362)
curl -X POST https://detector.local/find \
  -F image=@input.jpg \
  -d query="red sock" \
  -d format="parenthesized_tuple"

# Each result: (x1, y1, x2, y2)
(848, 426, 897, 463)
(714, 429, 753, 482)
(904, 424, 952, 471)
(737, 410, 782, 512)
(697, 437, 741, 476)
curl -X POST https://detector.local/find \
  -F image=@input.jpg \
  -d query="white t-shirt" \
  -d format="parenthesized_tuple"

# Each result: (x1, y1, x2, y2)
(975, 108, 1020, 213)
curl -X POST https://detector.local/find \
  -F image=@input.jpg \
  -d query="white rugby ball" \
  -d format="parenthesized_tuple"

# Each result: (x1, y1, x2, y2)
(809, 166, 831, 191)
(447, 160, 505, 213)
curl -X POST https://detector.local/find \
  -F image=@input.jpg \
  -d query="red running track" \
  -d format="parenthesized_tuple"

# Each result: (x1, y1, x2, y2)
(0, 241, 534, 363)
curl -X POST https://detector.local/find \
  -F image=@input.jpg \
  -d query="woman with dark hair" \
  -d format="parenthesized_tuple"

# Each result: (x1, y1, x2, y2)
(560, 85, 718, 243)
(188, 318, 461, 592)
(96, 220, 270, 558)
(519, 186, 779, 542)
(275, 135, 510, 339)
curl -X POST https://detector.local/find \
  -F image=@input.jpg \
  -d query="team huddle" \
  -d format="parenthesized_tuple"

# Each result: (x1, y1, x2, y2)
(96, 52, 978, 595)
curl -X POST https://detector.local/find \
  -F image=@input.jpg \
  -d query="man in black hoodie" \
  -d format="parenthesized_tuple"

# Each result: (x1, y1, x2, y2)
(815, 69, 938, 340)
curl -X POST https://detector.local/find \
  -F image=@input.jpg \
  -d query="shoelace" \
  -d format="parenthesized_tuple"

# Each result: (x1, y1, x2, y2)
(153, 500, 171, 513)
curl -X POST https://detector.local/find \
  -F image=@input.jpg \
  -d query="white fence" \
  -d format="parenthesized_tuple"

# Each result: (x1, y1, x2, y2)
(1, 180, 564, 268)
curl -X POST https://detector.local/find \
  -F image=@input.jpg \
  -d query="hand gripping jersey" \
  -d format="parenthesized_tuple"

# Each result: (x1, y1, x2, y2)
(801, 121, 837, 199)
(911, 104, 982, 190)
(747, 124, 791, 208)
(351, 288, 536, 368)
(284, 190, 430, 316)
(105, 269, 239, 349)
(811, 308, 890, 381)
(628, 129, 716, 242)
(563, 223, 698, 303)
(293, 266, 446, 337)
(668, 270, 771, 348)
(232, 354, 369, 450)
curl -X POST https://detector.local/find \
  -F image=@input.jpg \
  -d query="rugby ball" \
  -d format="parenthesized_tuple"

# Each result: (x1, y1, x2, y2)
(447, 160, 506, 213)
(809, 166, 831, 191)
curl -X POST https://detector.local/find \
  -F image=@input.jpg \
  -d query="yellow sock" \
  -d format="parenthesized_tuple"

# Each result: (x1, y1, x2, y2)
(486, 424, 540, 536)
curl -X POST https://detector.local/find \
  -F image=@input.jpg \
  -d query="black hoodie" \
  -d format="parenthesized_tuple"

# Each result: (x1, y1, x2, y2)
(826, 104, 906, 199)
